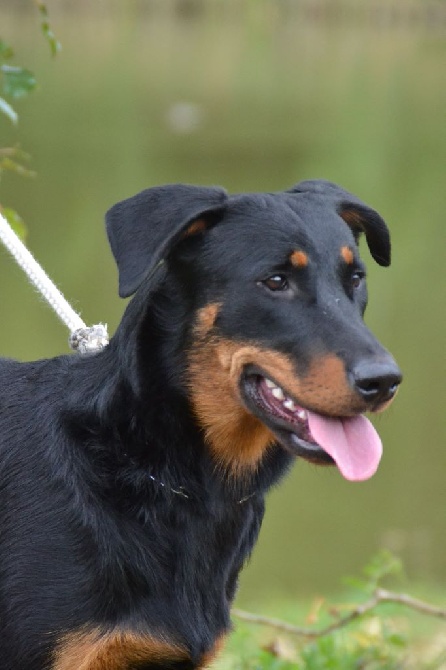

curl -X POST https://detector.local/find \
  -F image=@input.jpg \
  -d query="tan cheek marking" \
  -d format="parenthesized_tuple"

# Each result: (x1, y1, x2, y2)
(227, 349, 359, 417)
(186, 331, 364, 473)
(341, 245, 354, 264)
(195, 303, 221, 335)
(290, 250, 308, 268)
(300, 354, 358, 414)
(187, 339, 276, 474)
(52, 629, 188, 670)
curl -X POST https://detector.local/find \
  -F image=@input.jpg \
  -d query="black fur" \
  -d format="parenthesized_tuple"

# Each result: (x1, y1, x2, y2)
(0, 180, 401, 670)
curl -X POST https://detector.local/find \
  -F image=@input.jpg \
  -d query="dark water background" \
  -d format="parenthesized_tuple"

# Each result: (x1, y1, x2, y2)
(0, 2, 445, 603)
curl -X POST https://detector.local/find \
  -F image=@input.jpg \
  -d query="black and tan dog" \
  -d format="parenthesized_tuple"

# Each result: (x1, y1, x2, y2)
(0, 180, 401, 669)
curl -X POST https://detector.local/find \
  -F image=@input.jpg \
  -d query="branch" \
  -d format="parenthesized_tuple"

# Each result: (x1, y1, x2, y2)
(232, 588, 446, 639)
(375, 588, 446, 620)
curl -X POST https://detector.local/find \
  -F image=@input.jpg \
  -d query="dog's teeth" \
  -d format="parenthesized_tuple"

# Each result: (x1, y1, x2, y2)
(283, 399, 296, 411)
(271, 387, 285, 401)
(297, 409, 307, 420)
(265, 378, 276, 389)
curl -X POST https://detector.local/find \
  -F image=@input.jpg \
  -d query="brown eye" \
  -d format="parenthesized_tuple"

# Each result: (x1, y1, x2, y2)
(351, 271, 365, 289)
(262, 275, 289, 292)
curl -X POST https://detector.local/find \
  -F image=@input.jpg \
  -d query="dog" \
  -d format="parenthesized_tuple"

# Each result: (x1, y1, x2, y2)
(0, 179, 401, 669)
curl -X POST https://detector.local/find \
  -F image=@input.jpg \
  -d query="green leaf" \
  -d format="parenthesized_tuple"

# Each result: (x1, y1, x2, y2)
(1, 65, 37, 99)
(362, 550, 403, 589)
(344, 551, 403, 595)
(0, 40, 14, 61)
(0, 155, 36, 179)
(35, 2, 62, 56)
(0, 96, 18, 124)
(343, 576, 369, 592)
(40, 21, 62, 57)
(0, 207, 27, 241)
(386, 632, 408, 648)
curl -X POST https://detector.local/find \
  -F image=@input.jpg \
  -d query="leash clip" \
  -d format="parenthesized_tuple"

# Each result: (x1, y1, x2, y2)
(69, 324, 109, 354)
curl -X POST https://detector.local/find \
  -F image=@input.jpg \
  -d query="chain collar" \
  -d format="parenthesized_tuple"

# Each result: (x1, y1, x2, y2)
(147, 473, 256, 505)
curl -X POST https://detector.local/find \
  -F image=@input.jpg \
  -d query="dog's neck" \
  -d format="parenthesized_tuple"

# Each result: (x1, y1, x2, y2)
(63, 285, 294, 511)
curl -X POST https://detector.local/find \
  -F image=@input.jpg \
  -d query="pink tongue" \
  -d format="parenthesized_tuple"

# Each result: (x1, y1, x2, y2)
(307, 411, 382, 482)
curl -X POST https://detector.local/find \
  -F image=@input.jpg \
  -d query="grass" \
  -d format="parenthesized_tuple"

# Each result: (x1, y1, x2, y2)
(219, 606, 445, 669)
(215, 553, 446, 669)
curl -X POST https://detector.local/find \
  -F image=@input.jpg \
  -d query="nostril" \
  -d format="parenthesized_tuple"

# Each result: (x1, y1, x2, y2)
(356, 375, 400, 400)
(352, 361, 402, 404)
(356, 378, 382, 398)
(388, 380, 400, 397)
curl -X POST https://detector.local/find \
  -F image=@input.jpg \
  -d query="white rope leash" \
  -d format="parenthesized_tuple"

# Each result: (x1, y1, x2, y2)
(0, 211, 109, 354)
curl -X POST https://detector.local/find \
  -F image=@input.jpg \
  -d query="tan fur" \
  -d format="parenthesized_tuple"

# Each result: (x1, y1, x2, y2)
(340, 208, 364, 229)
(187, 337, 276, 473)
(52, 628, 188, 670)
(195, 303, 220, 334)
(340, 245, 354, 265)
(198, 634, 227, 668)
(372, 394, 398, 413)
(182, 218, 208, 238)
(290, 250, 308, 268)
(187, 308, 365, 473)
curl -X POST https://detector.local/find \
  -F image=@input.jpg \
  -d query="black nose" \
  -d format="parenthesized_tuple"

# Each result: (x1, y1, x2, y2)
(352, 359, 402, 406)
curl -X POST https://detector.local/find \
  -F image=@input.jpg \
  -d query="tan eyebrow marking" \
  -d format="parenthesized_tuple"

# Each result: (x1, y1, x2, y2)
(290, 250, 308, 268)
(340, 246, 354, 264)
(181, 218, 208, 238)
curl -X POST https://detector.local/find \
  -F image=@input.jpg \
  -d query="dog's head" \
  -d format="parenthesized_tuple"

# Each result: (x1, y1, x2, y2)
(106, 180, 401, 481)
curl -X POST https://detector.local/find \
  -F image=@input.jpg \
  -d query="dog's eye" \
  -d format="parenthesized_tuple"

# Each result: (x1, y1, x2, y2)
(351, 271, 365, 289)
(262, 275, 289, 292)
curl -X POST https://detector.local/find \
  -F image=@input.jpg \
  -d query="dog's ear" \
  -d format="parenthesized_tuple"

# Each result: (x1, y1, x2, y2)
(287, 179, 391, 267)
(106, 184, 228, 297)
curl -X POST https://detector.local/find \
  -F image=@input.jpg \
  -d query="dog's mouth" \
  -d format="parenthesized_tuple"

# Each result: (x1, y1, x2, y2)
(240, 372, 383, 481)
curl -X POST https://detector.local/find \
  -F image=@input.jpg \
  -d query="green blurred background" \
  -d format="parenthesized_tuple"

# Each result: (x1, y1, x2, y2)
(0, 1, 445, 606)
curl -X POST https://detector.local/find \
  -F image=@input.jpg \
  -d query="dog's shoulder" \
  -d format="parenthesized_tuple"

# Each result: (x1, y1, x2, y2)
(0, 355, 74, 449)
(0, 355, 70, 395)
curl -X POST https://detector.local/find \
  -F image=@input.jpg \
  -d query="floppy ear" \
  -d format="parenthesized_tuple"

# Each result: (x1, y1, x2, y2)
(106, 184, 228, 297)
(288, 179, 391, 266)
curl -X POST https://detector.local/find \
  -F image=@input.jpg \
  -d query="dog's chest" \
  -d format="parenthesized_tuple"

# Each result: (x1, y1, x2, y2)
(60, 497, 264, 669)
(52, 627, 223, 669)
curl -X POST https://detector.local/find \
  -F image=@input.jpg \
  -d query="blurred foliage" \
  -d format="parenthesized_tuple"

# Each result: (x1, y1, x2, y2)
(34, 1, 62, 57)
(344, 550, 404, 595)
(218, 553, 445, 669)
(0, 1, 59, 237)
